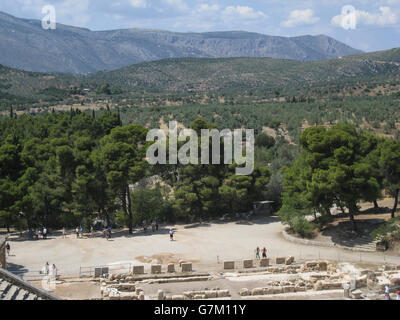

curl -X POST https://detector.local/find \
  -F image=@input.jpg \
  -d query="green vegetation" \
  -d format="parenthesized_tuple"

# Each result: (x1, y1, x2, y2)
(279, 125, 400, 237)
(0, 112, 271, 231)
(1, 47, 400, 241)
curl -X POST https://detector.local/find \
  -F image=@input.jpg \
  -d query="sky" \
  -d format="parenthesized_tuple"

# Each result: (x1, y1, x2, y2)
(1, 0, 400, 52)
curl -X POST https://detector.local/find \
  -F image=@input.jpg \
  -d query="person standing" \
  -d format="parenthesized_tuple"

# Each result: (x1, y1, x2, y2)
(62, 227, 66, 239)
(43, 227, 47, 240)
(169, 229, 174, 241)
(79, 226, 83, 238)
(51, 264, 57, 279)
(44, 262, 49, 276)
(155, 221, 159, 231)
(90, 226, 94, 237)
(262, 247, 267, 258)
(5, 242, 10, 256)
(255, 247, 260, 259)
(76, 227, 79, 238)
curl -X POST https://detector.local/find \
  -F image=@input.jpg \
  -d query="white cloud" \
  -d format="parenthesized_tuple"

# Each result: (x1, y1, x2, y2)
(130, 0, 147, 8)
(196, 3, 220, 14)
(222, 5, 267, 20)
(332, 6, 398, 28)
(282, 9, 319, 27)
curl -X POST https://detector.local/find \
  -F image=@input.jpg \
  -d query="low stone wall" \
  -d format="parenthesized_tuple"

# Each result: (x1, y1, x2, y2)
(282, 228, 377, 253)
(282, 229, 335, 248)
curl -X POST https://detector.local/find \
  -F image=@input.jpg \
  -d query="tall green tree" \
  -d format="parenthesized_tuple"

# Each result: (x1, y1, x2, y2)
(379, 139, 400, 218)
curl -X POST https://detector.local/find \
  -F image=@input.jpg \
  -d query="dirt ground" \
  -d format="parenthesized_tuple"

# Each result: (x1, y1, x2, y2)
(3, 199, 400, 299)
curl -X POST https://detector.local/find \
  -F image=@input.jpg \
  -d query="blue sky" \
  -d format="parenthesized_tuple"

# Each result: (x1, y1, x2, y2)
(1, 0, 400, 52)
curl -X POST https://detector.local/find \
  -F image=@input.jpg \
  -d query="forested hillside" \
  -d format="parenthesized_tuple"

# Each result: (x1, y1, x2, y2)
(0, 47, 399, 113)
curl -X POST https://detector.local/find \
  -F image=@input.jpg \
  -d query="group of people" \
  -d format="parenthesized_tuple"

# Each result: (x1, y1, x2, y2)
(142, 220, 159, 233)
(255, 247, 268, 259)
(28, 227, 48, 240)
(75, 226, 84, 238)
(43, 262, 58, 278)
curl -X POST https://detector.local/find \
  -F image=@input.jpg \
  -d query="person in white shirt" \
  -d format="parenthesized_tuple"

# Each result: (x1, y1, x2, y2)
(51, 264, 57, 279)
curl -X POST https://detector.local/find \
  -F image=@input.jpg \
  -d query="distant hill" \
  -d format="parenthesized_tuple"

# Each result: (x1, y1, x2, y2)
(87, 48, 400, 92)
(0, 47, 399, 110)
(0, 11, 363, 74)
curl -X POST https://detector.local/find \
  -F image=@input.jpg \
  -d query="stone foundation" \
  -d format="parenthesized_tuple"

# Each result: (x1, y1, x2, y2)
(151, 265, 162, 274)
(224, 261, 235, 270)
(132, 266, 144, 275)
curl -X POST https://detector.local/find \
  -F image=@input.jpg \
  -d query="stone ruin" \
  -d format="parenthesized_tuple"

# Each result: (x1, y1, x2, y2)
(237, 260, 400, 300)
(97, 258, 400, 300)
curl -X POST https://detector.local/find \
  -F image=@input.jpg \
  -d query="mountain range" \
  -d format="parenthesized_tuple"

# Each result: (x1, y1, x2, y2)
(0, 11, 363, 74)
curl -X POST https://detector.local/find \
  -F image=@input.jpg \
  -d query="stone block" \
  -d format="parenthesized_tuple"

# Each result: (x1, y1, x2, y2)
(294, 286, 306, 292)
(318, 261, 328, 271)
(239, 288, 250, 296)
(132, 265, 144, 274)
(260, 258, 269, 267)
(251, 287, 264, 296)
(272, 287, 283, 294)
(276, 257, 286, 264)
(350, 289, 362, 299)
(119, 292, 138, 300)
(305, 261, 318, 268)
(172, 295, 185, 300)
(205, 290, 217, 298)
(151, 264, 162, 274)
(217, 290, 230, 298)
(117, 283, 136, 292)
(167, 264, 175, 273)
(181, 262, 192, 272)
(243, 259, 253, 268)
(224, 261, 235, 270)
(285, 256, 294, 265)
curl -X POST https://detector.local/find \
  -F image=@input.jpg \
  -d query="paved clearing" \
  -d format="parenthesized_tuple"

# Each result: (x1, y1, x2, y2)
(6, 215, 400, 279)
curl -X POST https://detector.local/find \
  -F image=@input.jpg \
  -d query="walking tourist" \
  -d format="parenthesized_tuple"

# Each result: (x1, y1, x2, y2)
(5, 242, 10, 256)
(255, 247, 260, 259)
(169, 229, 174, 241)
(90, 226, 94, 237)
(43, 227, 47, 239)
(62, 227, 66, 238)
